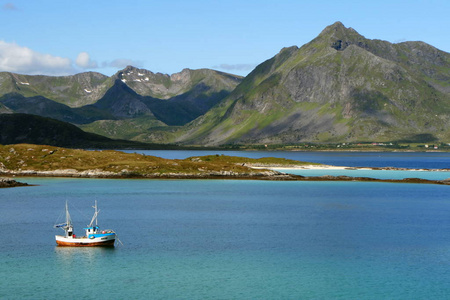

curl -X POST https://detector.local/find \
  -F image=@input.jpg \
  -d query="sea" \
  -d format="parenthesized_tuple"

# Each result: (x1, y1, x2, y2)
(1, 151, 449, 299)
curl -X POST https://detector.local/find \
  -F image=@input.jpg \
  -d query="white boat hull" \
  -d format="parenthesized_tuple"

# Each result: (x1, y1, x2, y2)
(55, 233, 116, 247)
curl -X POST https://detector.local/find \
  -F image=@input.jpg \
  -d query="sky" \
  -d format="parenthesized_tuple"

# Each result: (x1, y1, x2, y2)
(0, 0, 448, 77)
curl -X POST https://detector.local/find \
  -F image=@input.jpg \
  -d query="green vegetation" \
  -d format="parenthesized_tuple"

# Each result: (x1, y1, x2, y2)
(188, 154, 321, 167)
(80, 117, 167, 140)
(0, 144, 319, 177)
(0, 113, 182, 150)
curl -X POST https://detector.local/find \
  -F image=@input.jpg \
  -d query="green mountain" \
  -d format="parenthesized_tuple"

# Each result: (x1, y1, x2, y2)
(0, 67, 242, 141)
(0, 71, 112, 107)
(1, 22, 449, 146)
(0, 113, 173, 149)
(166, 22, 450, 145)
(116, 66, 242, 100)
(0, 93, 113, 124)
(0, 66, 241, 109)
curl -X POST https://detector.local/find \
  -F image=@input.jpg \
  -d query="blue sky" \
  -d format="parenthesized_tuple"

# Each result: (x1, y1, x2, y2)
(0, 0, 448, 76)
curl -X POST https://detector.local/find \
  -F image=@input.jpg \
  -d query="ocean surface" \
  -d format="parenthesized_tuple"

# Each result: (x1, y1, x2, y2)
(123, 149, 450, 169)
(1, 152, 450, 299)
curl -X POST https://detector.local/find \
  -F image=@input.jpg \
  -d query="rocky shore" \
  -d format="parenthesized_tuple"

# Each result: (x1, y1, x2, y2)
(1, 168, 449, 186)
(0, 168, 292, 180)
(0, 178, 30, 188)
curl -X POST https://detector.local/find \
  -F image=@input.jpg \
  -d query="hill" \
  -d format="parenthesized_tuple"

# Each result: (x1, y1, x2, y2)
(0, 113, 177, 149)
(168, 22, 450, 145)
(0, 143, 299, 179)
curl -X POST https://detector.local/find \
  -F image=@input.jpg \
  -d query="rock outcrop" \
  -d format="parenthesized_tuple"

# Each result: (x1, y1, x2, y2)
(0, 178, 29, 188)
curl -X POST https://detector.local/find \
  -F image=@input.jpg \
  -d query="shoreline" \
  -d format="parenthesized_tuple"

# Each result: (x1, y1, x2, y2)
(2, 165, 449, 187)
(2, 144, 448, 187)
(252, 164, 450, 172)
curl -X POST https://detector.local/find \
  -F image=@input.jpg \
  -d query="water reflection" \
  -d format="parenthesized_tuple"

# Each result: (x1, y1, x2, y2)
(55, 247, 116, 266)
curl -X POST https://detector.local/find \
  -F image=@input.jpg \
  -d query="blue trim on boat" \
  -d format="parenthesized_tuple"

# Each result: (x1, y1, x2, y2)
(88, 233, 115, 239)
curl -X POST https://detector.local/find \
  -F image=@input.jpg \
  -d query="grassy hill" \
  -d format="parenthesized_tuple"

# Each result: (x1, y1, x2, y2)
(0, 113, 179, 149)
(0, 143, 314, 178)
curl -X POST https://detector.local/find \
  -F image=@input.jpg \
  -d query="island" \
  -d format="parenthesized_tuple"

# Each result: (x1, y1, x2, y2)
(0, 144, 449, 186)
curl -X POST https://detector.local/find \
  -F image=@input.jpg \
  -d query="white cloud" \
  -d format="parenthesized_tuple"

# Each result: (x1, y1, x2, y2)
(213, 64, 256, 71)
(0, 40, 144, 76)
(76, 52, 98, 69)
(103, 58, 143, 69)
(213, 63, 257, 71)
(0, 41, 74, 75)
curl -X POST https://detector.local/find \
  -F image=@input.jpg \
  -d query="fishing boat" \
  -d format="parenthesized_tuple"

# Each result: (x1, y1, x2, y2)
(54, 201, 116, 247)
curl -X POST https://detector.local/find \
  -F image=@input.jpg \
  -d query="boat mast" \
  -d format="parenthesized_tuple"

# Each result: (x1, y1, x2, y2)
(54, 201, 72, 232)
(65, 200, 72, 228)
(88, 200, 99, 227)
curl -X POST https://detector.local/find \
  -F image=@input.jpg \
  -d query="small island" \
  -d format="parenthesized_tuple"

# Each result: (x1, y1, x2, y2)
(0, 144, 449, 186)
(0, 178, 30, 188)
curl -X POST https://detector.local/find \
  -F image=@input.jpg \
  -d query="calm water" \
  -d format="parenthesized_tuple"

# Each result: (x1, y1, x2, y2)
(275, 168, 450, 181)
(123, 150, 450, 169)
(1, 152, 450, 299)
(124, 150, 450, 180)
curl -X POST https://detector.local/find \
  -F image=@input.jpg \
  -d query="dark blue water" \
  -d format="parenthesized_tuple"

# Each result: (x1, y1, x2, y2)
(1, 175, 449, 299)
(123, 150, 450, 169)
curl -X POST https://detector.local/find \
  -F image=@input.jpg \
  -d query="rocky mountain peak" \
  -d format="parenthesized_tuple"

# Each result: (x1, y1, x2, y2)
(170, 68, 192, 83)
(316, 21, 367, 51)
(319, 21, 358, 37)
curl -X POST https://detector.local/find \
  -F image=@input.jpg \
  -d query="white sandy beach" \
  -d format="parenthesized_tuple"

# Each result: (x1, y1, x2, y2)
(252, 165, 449, 172)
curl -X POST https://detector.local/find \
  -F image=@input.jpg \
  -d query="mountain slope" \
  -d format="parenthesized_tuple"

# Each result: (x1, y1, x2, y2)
(0, 113, 169, 149)
(171, 22, 450, 145)
(116, 66, 242, 99)
(0, 71, 112, 107)
(0, 66, 242, 109)
(0, 67, 243, 141)
(78, 70, 242, 140)
(0, 93, 113, 124)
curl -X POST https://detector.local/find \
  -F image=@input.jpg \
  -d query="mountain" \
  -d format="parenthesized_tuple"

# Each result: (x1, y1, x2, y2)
(0, 67, 242, 140)
(168, 22, 450, 145)
(0, 113, 174, 149)
(115, 66, 242, 99)
(1, 22, 449, 146)
(90, 67, 242, 125)
(0, 66, 242, 108)
(87, 78, 233, 125)
(0, 93, 113, 124)
(0, 71, 112, 107)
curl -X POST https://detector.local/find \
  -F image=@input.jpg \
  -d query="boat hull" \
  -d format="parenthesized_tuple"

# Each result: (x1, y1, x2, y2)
(55, 234, 115, 247)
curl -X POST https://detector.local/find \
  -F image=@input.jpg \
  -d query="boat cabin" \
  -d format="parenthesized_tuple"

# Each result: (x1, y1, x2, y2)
(85, 226, 99, 238)
(66, 225, 74, 238)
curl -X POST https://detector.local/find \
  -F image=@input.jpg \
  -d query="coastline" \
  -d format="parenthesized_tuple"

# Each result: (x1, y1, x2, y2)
(1, 144, 449, 187)
(2, 165, 449, 186)
(258, 164, 450, 172)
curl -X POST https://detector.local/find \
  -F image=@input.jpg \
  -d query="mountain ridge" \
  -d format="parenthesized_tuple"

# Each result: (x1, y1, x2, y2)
(1, 22, 449, 146)
(0, 66, 243, 139)
(165, 21, 449, 145)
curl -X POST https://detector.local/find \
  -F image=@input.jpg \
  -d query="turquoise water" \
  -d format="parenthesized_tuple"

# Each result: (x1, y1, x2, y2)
(275, 168, 450, 180)
(1, 176, 450, 299)
(124, 150, 450, 169)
